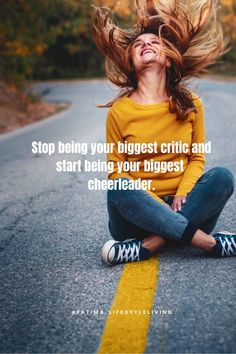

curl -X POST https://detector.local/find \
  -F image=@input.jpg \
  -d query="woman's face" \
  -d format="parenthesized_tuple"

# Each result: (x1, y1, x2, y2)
(130, 33, 170, 72)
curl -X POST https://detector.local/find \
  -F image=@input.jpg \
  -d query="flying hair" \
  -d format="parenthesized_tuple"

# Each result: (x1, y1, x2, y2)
(91, 0, 230, 120)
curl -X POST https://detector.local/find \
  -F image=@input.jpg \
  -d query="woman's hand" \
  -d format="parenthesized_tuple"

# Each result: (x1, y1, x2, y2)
(171, 196, 186, 212)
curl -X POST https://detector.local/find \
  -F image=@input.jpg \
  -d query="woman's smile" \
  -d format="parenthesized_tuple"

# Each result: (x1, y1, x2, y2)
(130, 33, 167, 69)
(140, 48, 156, 56)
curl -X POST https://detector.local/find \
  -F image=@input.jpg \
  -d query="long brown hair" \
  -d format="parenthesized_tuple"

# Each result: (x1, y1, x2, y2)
(91, 0, 229, 120)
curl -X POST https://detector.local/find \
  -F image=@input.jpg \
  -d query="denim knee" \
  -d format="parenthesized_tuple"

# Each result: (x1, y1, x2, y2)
(107, 185, 127, 204)
(208, 167, 234, 196)
(107, 178, 132, 203)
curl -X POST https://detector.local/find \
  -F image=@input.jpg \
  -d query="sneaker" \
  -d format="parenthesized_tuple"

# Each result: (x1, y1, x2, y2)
(212, 232, 236, 257)
(101, 239, 150, 265)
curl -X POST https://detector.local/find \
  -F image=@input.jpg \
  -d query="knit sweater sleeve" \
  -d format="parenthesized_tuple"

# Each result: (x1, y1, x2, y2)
(175, 98, 206, 196)
(106, 107, 135, 181)
(106, 106, 165, 204)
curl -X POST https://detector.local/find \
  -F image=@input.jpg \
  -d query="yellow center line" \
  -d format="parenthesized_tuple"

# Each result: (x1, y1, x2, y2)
(98, 256, 159, 354)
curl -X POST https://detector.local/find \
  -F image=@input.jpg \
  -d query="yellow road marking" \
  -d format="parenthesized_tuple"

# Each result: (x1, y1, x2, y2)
(98, 257, 159, 354)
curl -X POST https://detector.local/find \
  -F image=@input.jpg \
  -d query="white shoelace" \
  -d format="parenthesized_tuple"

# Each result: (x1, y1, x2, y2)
(116, 242, 141, 263)
(219, 236, 236, 256)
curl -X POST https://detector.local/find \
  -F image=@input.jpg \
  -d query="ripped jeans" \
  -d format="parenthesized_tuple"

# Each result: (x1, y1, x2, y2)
(107, 167, 234, 245)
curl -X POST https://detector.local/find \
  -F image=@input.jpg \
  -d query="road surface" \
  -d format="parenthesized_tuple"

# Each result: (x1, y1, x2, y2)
(0, 78, 235, 353)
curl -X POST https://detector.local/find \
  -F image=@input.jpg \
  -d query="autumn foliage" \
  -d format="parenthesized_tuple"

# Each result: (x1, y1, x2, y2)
(0, 0, 235, 84)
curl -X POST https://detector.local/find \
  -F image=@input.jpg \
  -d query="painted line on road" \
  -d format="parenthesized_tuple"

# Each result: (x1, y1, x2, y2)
(98, 257, 159, 353)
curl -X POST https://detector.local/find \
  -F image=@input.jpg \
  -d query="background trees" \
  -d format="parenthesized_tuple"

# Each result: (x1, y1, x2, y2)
(0, 0, 235, 84)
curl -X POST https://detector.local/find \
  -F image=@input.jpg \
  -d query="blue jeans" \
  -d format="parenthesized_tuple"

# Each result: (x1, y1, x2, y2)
(107, 167, 234, 245)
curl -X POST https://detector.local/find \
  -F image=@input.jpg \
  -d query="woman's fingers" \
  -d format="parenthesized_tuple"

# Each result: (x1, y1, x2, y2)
(172, 196, 186, 212)
(172, 199, 178, 211)
(173, 198, 181, 211)
(177, 199, 182, 211)
(181, 196, 186, 204)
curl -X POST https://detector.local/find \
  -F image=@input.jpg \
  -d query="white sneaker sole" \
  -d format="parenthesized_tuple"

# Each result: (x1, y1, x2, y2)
(101, 240, 118, 265)
(217, 231, 235, 236)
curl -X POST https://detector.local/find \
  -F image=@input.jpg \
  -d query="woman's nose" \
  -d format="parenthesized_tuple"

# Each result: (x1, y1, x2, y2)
(142, 41, 151, 46)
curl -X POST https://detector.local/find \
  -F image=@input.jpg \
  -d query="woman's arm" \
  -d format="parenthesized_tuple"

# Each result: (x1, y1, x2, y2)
(106, 108, 135, 181)
(175, 98, 206, 197)
(106, 107, 167, 206)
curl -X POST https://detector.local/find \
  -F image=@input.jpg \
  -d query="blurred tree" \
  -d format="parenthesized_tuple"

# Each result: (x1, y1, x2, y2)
(217, 0, 236, 73)
(36, 0, 101, 79)
(37, 0, 134, 79)
(0, 0, 235, 85)
(0, 0, 61, 83)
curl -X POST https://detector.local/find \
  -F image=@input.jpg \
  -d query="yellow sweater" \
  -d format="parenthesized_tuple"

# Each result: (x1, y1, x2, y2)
(106, 94, 205, 203)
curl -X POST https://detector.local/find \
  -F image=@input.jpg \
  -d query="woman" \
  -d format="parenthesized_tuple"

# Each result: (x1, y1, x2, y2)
(92, 0, 236, 265)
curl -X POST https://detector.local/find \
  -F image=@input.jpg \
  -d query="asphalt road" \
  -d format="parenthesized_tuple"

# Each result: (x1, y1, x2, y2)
(0, 78, 235, 353)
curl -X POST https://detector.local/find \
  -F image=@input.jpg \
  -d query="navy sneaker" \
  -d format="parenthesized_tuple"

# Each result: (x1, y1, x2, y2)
(101, 239, 150, 265)
(212, 232, 236, 257)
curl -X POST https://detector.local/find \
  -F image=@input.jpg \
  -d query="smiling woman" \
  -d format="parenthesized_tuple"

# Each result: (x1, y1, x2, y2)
(92, 0, 229, 120)
(91, 0, 236, 266)
(131, 33, 170, 71)
(127, 32, 171, 104)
